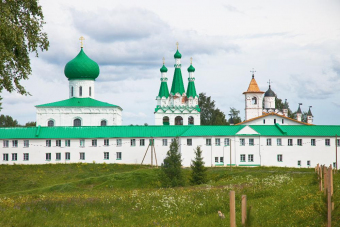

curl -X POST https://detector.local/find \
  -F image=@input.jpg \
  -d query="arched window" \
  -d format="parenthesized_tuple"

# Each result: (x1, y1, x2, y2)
(101, 120, 107, 126)
(79, 86, 82, 97)
(48, 120, 54, 127)
(71, 87, 74, 97)
(74, 118, 81, 127)
(188, 116, 194, 125)
(89, 87, 92, 97)
(163, 116, 169, 125)
(252, 97, 257, 105)
(175, 116, 183, 125)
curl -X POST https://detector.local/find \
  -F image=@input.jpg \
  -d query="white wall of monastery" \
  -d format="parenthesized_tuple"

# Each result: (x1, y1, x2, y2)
(154, 112, 200, 125)
(242, 115, 303, 125)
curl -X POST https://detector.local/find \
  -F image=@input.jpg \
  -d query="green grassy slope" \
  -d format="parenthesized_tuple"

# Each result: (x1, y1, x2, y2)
(0, 164, 339, 226)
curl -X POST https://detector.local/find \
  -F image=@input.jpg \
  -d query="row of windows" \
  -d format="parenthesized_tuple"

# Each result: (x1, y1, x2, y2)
(71, 86, 91, 97)
(262, 119, 285, 124)
(3, 138, 340, 148)
(2, 152, 122, 161)
(48, 119, 108, 127)
(162, 116, 195, 125)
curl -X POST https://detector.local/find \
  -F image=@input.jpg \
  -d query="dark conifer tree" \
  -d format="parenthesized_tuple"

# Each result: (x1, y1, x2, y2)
(190, 146, 208, 185)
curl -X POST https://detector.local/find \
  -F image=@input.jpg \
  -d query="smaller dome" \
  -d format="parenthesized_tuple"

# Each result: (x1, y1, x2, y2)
(64, 48, 100, 80)
(160, 64, 168, 73)
(264, 85, 275, 97)
(174, 49, 182, 59)
(187, 64, 195, 72)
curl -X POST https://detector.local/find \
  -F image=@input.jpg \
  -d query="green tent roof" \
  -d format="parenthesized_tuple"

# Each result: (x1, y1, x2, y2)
(170, 68, 185, 95)
(64, 48, 100, 80)
(1, 125, 340, 140)
(186, 81, 197, 98)
(36, 98, 121, 109)
(158, 81, 169, 98)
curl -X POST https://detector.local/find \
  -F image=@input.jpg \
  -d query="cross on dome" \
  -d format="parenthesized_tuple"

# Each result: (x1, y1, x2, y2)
(190, 57, 193, 65)
(162, 57, 165, 64)
(176, 42, 179, 50)
(79, 36, 85, 48)
(267, 79, 273, 87)
(250, 68, 256, 78)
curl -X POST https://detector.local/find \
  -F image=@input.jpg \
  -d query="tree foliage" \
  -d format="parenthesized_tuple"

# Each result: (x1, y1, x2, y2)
(25, 121, 36, 127)
(0, 1, 49, 107)
(159, 138, 184, 187)
(199, 93, 228, 125)
(0, 114, 19, 127)
(228, 107, 242, 124)
(190, 146, 207, 185)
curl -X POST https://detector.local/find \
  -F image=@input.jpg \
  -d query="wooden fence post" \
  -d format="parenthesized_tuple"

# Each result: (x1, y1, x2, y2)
(242, 195, 247, 226)
(328, 167, 332, 227)
(317, 163, 319, 175)
(324, 165, 328, 195)
(320, 165, 323, 191)
(230, 191, 236, 227)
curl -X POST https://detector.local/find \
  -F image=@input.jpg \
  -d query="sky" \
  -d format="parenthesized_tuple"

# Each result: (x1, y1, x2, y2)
(2, 0, 340, 125)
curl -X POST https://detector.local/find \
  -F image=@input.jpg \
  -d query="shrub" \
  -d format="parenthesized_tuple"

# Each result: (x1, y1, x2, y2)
(190, 146, 207, 185)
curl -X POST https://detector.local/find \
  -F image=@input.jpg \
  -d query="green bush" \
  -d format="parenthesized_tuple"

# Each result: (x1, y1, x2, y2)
(190, 146, 208, 185)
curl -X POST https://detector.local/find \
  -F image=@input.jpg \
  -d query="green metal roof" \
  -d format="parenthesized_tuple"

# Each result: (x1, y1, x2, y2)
(187, 64, 195, 72)
(160, 64, 168, 73)
(170, 68, 185, 95)
(36, 98, 121, 109)
(1, 125, 340, 140)
(64, 48, 100, 80)
(174, 49, 182, 59)
(158, 81, 169, 98)
(186, 80, 197, 98)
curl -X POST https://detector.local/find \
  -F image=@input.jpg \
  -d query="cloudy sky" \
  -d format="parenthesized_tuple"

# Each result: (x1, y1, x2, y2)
(2, 0, 340, 125)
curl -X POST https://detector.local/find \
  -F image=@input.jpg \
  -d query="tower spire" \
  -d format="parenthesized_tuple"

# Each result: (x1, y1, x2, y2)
(171, 43, 185, 95)
(187, 57, 197, 98)
(158, 58, 169, 98)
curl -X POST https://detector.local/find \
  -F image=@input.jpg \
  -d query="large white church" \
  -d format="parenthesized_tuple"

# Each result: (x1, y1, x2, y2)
(0, 40, 339, 169)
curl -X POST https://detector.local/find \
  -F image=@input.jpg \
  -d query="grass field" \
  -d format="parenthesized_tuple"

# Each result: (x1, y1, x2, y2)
(0, 163, 339, 226)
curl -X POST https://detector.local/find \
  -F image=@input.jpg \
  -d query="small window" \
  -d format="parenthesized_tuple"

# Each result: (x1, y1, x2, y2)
(277, 138, 282, 146)
(282, 119, 284, 124)
(206, 138, 211, 146)
(307, 160, 311, 166)
(248, 154, 254, 162)
(337, 139, 340, 147)
(71, 86, 74, 97)
(215, 138, 220, 146)
(215, 157, 218, 163)
(131, 139, 136, 146)
(104, 152, 109, 160)
(104, 139, 109, 146)
(334, 162, 337, 168)
(3, 140, 9, 148)
(65, 152, 70, 160)
(325, 139, 330, 146)
(252, 97, 257, 104)
(80, 152, 85, 160)
(277, 154, 283, 162)
(274, 119, 276, 124)
(12, 140, 18, 148)
(89, 87, 92, 97)
(92, 139, 97, 147)
(220, 157, 224, 163)
(46, 140, 51, 147)
(101, 120, 107, 126)
(288, 139, 293, 146)
(162, 139, 168, 146)
(267, 138, 272, 146)
(140, 139, 145, 146)
(24, 140, 29, 148)
(240, 138, 245, 146)
(56, 153, 61, 160)
(263, 119, 266, 124)
(297, 160, 301, 166)
(187, 139, 192, 146)
(79, 86, 82, 97)
(48, 120, 54, 127)
(74, 119, 81, 127)
(188, 116, 194, 125)
(46, 153, 51, 161)
(116, 152, 122, 160)
(65, 140, 71, 147)
(12, 153, 17, 161)
(116, 139, 122, 147)
(23, 153, 29, 161)
(175, 116, 183, 125)
(249, 138, 254, 146)
(80, 139, 85, 147)
(224, 138, 230, 146)
(297, 139, 302, 146)
(163, 116, 170, 125)
(311, 139, 316, 146)
(240, 154, 245, 162)
(56, 140, 61, 147)
(3, 154, 9, 161)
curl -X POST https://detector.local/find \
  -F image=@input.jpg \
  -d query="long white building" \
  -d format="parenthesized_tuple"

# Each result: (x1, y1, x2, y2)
(1, 125, 339, 168)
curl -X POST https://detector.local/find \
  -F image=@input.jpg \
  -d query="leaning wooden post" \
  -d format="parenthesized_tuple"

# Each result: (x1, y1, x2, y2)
(317, 163, 320, 175)
(242, 195, 247, 226)
(327, 167, 332, 227)
(330, 165, 334, 211)
(230, 191, 236, 227)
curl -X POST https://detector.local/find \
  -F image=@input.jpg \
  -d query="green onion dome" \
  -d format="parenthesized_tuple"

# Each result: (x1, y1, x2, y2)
(187, 64, 195, 72)
(174, 49, 182, 59)
(64, 48, 100, 80)
(160, 64, 168, 73)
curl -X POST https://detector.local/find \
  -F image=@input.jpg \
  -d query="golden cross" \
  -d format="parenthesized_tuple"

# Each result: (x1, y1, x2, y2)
(79, 36, 85, 48)
(162, 57, 165, 64)
(176, 42, 179, 50)
(190, 57, 193, 65)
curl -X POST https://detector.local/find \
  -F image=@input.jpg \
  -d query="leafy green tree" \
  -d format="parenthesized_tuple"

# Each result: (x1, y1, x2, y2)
(0, 1, 49, 108)
(190, 146, 207, 185)
(160, 138, 184, 187)
(0, 114, 19, 127)
(199, 93, 228, 125)
(25, 121, 36, 127)
(228, 107, 242, 124)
